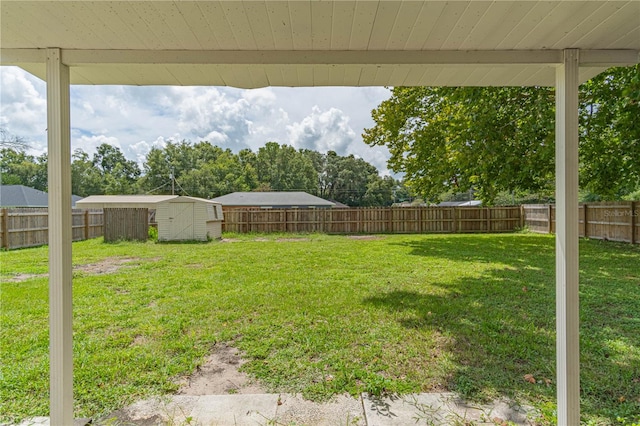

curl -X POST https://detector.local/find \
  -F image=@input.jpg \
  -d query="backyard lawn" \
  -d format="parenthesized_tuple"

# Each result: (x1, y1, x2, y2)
(0, 233, 638, 425)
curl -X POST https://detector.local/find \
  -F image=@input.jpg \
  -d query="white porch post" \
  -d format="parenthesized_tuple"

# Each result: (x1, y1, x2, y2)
(555, 48, 580, 424)
(46, 48, 73, 425)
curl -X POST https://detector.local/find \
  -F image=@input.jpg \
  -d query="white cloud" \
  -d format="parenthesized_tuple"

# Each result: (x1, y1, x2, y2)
(0, 67, 47, 152)
(287, 106, 355, 154)
(73, 134, 121, 156)
(1, 67, 395, 176)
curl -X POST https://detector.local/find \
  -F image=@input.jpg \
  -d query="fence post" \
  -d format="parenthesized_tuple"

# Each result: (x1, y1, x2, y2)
(283, 209, 288, 233)
(453, 207, 458, 233)
(548, 204, 553, 234)
(486, 208, 491, 232)
(84, 210, 90, 240)
(387, 207, 392, 233)
(1, 209, 8, 249)
(520, 205, 525, 229)
(631, 201, 636, 245)
(583, 204, 588, 239)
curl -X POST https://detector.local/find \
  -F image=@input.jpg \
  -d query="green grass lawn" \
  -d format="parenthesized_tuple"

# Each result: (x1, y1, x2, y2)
(1, 233, 639, 425)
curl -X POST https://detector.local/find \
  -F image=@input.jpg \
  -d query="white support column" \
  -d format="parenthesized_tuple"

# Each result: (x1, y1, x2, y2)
(46, 48, 73, 425)
(555, 48, 580, 424)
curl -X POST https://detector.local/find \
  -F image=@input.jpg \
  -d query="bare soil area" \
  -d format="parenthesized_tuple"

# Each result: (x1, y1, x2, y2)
(176, 342, 265, 395)
(4, 257, 147, 283)
(347, 235, 383, 240)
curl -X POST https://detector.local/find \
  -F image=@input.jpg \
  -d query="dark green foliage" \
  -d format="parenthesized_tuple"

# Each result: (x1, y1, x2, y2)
(363, 65, 640, 204)
(0, 148, 47, 191)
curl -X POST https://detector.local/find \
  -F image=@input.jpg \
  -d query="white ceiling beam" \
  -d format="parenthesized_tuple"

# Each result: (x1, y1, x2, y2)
(2, 48, 639, 68)
(580, 49, 640, 66)
(60, 49, 564, 65)
(0, 48, 46, 64)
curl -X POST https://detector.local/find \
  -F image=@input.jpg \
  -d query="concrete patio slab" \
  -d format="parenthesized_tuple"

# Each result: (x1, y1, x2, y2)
(10, 392, 537, 425)
(274, 394, 365, 426)
(363, 392, 534, 426)
(188, 394, 280, 426)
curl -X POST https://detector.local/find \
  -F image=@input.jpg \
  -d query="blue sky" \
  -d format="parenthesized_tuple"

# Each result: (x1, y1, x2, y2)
(0, 66, 394, 175)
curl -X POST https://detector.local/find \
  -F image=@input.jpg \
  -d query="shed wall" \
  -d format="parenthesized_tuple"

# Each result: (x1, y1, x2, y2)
(207, 221, 222, 239)
(156, 200, 222, 241)
(193, 203, 208, 241)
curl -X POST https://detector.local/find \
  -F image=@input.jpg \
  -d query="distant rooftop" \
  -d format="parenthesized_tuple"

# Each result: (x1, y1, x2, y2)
(211, 192, 335, 208)
(0, 185, 82, 207)
(437, 200, 483, 207)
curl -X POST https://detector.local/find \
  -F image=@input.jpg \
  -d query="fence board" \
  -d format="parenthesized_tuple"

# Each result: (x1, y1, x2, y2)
(0, 208, 104, 250)
(104, 208, 148, 242)
(523, 202, 638, 244)
(222, 206, 522, 235)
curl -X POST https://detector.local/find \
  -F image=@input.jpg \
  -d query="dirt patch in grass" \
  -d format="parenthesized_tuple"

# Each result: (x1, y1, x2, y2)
(76, 257, 140, 275)
(5, 257, 155, 283)
(219, 236, 312, 243)
(176, 342, 264, 395)
(347, 235, 383, 240)
(3, 272, 48, 283)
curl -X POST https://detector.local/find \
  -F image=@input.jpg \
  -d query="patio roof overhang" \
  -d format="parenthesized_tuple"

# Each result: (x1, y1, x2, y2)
(1, 1, 639, 425)
(1, 1, 639, 87)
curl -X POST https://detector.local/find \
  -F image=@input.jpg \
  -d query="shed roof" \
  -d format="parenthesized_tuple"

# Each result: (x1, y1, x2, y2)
(75, 195, 179, 209)
(212, 192, 335, 207)
(0, 185, 82, 207)
(1, 1, 638, 87)
(75, 195, 221, 209)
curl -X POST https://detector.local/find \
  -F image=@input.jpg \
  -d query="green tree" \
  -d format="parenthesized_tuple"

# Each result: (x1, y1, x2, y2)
(363, 65, 640, 204)
(140, 141, 258, 197)
(71, 149, 103, 196)
(0, 148, 47, 191)
(179, 147, 255, 198)
(300, 149, 399, 206)
(254, 142, 318, 192)
(580, 66, 640, 199)
(139, 141, 194, 194)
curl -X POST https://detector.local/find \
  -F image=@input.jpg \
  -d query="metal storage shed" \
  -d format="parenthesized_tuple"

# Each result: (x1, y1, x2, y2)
(76, 195, 223, 242)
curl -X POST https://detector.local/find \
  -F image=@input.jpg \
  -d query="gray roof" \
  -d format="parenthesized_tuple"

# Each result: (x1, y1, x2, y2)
(76, 195, 220, 209)
(211, 192, 335, 208)
(0, 185, 83, 207)
(437, 200, 483, 207)
(76, 195, 178, 209)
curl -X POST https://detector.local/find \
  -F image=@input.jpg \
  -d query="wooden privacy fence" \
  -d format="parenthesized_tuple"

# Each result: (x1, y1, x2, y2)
(222, 206, 523, 234)
(523, 201, 639, 244)
(0, 208, 104, 250)
(103, 208, 148, 242)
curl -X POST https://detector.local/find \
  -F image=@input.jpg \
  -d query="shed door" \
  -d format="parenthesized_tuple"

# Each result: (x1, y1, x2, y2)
(168, 203, 194, 240)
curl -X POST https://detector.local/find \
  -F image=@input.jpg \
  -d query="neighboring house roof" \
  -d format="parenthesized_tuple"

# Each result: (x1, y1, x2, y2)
(212, 192, 335, 208)
(0, 185, 83, 207)
(328, 200, 350, 208)
(76, 195, 220, 209)
(437, 200, 483, 207)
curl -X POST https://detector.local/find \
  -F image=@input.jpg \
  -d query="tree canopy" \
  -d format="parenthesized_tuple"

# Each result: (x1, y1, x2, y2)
(363, 65, 640, 204)
(1, 140, 406, 207)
